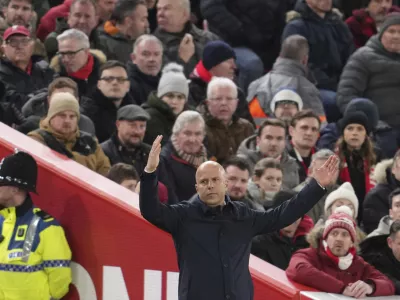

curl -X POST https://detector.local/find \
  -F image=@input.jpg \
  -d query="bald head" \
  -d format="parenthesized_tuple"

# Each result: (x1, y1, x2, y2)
(196, 161, 225, 181)
(195, 161, 227, 207)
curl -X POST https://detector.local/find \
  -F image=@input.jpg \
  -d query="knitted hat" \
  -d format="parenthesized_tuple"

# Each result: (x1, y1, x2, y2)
(379, 13, 400, 40)
(202, 40, 236, 70)
(324, 182, 359, 218)
(0, 150, 37, 193)
(339, 111, 371, 135)
(344, 98, 379, 130)
(157, 63, 189, 99)
(46, 92, 80, 121)
(270, 89, 303, 113)
(323, 206, 357, 242)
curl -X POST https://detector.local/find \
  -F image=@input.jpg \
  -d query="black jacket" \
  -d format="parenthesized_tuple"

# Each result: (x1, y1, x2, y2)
(127, 62, 160, 105)
(0, 56, 54, 110)
(139, 171, 326, 300)
(101, 134, 151, 174)
(80, 88, 136, 143)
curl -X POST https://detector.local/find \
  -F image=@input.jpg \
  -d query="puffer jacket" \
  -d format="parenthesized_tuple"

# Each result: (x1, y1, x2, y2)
(363, 159, 400, 234)
(237, 135, 300, 189)
(337, 35, 400, 129)
(247, 57, 326, 124)
(154, 22, 219, 76)
(28, 119, 110, 175)
(200, 0, 288, 69)
(282, 0, 354, 91)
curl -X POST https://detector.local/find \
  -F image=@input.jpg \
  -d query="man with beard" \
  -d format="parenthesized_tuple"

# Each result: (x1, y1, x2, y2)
(101, 104, 151, 174)
(223, 156, 252, 205)
(346, 0, 399, 48)
(286, 206, 395, 297)
(81, 60, 136, 142)
(28, 92, 111, 175)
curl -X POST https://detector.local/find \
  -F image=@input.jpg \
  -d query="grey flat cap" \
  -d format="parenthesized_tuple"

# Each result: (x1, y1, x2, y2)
(117, 104, 150, 121)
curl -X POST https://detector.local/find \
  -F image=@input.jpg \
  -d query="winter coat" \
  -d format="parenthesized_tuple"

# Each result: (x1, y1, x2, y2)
(199, 0, 288, 69)
(332, 0, 364, 19)
(188, 72, 254, 124)
(293, 180, 339, 224)
(247, 57, 326, 125)
(154, 22, 219, 76)
(282, 0, 354, 91)
(205, 114, 254, 164)
(44, 18, 105, 59)
(80, 88, 137, 143)
(286, 141, 316, 183)
(101, 134, 151, 174)
(346, 8, 400, 49)
(368, 215, 393, 238)
(363, 159, 400, 234)
(0, 57, 54, 110)
(237, 135, 300, 189)
(50, 49, 107, 98)
(98, 21, 134, 63)
(0, 102, 25, 128)
(142, 92, 177, 146)
(28, 119, 110, 176)
(245, 179, 277, 211)
(36, 0, 73, 41)
(127, 62, 160, 105)
(360, 231, 400, 295)
(251, 215, 313, 270)
(286, 225, 395, 296)
(337, 35, 400, 130)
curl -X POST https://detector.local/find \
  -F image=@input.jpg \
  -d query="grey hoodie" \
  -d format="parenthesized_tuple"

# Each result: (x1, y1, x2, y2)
(246, 179, 277, 211)
(368, 215, 393, 238)
(237, 135, 300, 189)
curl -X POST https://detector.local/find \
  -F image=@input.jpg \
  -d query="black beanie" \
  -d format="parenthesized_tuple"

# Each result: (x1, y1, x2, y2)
(339, 112, 371, 135)
(202, 40, 236, 70)
(379, 13, 400, 40)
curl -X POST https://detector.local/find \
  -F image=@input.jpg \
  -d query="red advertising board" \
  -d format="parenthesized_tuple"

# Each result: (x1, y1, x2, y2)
(0, 123, 315, 299)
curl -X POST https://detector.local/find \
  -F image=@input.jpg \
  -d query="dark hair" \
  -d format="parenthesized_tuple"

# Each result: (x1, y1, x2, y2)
(223, 156, 251, 175)
(99, 60, 128, 77)
(4, 0, 32, 7)
(110, 0, 146, 24)
(70, 0, 97, 13)
(106, 163, 139, 184)
(389, 188, 400, 209)
(253, 157, 282, 178)
(280, 35, 309, 61)
(48, 77, 79, 98)
(257, 118, 286, 137)
(290, 109, 321, 128)
(389, 220, 400, 239)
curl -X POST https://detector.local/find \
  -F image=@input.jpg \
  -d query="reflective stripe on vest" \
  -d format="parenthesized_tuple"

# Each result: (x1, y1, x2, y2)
(0, 260, 71, 273)
(21, 214, 40, 263)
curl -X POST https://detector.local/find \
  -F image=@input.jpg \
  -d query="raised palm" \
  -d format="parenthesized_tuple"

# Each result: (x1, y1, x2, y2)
(145, 135, 163, 173)
(311, 155, 339, 187)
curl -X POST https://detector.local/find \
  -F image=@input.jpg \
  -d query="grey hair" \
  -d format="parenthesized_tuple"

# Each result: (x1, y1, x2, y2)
(172, 111, 205, 136)
(57, 29, 90, 49)
(133, 34, 163, 53)
(207, 77, 238, 99)
(180, 0, 191, 14)
(311, 149, 335, 162)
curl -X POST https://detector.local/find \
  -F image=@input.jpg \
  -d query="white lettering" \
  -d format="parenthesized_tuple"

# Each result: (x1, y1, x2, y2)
(103, 266, 130, 300)
(166, 272, 179, 300)
(71, 262, 97, 300)
(144, 270, 162, 300)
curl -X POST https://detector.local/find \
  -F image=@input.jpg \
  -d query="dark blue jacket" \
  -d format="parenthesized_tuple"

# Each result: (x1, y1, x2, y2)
(139, 171, 326, 300)
(282, 0, 354, 91)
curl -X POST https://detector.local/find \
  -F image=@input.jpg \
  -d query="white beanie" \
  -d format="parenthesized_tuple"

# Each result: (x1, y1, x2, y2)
(157, 63, 189, 100)
(270, 89, 303, 112)
(324, 182, 359, 218)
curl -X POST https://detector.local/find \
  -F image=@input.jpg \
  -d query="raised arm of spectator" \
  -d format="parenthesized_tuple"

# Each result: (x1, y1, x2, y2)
(251, 155, 339, 236)
(139, 135, 183, 234)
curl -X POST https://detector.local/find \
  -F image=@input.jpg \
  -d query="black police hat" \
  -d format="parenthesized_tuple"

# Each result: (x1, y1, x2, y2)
(0, 150, 37, 193)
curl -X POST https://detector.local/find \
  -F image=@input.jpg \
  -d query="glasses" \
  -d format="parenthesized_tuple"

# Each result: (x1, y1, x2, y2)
(57, 48, 85, 58)
(99, 76, 129, 83)
(209, 97, 237, 102)
(6, 37, 32, 48)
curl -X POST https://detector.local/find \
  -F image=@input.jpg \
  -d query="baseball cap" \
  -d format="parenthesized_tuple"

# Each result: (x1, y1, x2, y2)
(3, 25, 30, 41)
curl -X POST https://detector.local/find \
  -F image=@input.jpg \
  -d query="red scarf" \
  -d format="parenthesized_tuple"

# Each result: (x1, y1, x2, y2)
(26, 60, 32, 75)
(323, 240, 357, 270)
(192, 60, 212, 83)
(68, 53, 94, 80)
(339, 158, 375, 193)
(291, 142, 315, 175)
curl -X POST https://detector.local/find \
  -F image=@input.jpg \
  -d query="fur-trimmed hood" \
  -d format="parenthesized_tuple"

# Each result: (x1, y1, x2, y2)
(49, 49, 107, 73)
(372, 159, 393, 185)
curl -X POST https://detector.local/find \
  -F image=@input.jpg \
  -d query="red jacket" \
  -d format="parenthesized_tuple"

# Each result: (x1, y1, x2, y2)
(36, 0, 74, 41)
(286, 244, 395, 296)
(346, 7, 400, 48)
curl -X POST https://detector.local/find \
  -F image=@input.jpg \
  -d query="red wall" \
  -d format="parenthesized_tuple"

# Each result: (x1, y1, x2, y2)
(0, 123, 315, 300)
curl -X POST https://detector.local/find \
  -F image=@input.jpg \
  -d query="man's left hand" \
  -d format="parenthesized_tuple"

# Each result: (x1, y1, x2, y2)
(311, 155, 339, 188)
(347, 281, 374, 299)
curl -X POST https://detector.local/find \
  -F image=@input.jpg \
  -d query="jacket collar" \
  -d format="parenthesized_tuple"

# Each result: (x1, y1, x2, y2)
(16, 195, 33, 217)
(111, 133, 149, 154)
(127, 61, 160, 84)
(93, 88, 135, 110)
(195, 194, 237, 215)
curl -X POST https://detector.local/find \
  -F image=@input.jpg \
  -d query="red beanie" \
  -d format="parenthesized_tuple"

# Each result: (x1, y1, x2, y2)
(323, 206, 357, 242)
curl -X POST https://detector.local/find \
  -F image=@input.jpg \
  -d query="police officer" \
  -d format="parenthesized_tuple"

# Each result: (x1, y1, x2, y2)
(0, 151, 72, 300)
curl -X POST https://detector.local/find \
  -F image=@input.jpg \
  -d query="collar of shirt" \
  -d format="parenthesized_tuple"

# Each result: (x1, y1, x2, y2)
(195, 195, 237, 216)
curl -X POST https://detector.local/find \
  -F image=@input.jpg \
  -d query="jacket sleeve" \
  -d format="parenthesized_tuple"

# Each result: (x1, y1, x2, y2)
(362, 187, 389, 234)
(39, 222, 72, 299)
(94, 141, 111, 176)
(251, 178, 326, 236)
(362, 260, 395, 296)
(286, 250, 346, 293)
(336, 50, 369, 113)
(139, 170, 183, 234)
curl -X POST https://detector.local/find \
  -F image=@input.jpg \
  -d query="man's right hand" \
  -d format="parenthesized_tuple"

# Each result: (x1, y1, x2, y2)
(178, 34, 195, 63)
(144, 135, 163, 173)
